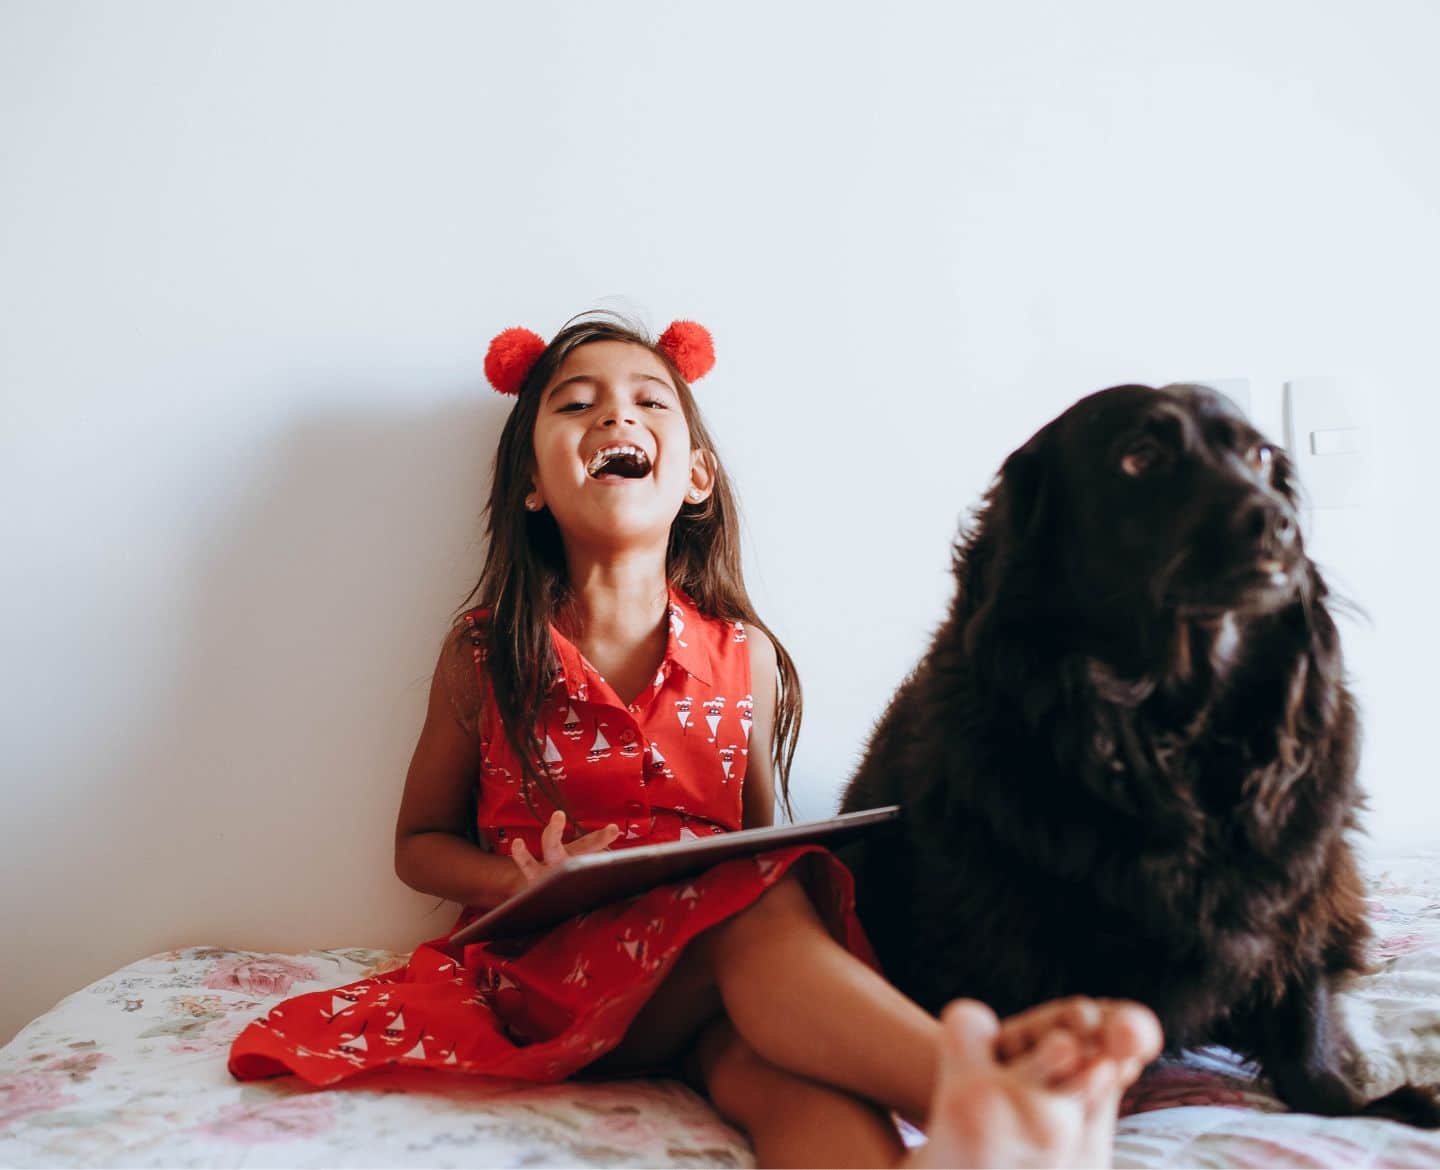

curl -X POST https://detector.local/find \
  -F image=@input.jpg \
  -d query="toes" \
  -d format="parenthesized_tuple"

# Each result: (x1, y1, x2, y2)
(939, 999, 1002, 1072)
(1056, 1055, 1124, 1108)
(996, 996, 1102, 1061)
(1011, 1028, 1084, 1085)
(1102, 1003, 1164, 1065)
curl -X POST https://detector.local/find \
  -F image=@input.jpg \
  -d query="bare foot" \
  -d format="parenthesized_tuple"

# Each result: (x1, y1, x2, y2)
(999, 997, 1164, 1164)
(995, 997, 1161, 1077)
(903, 999, 1161, 1169)
(1061, 1002, 1163, 1167)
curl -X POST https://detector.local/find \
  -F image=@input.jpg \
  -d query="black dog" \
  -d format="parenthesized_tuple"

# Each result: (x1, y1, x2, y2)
(838, 383, 1438, 1124)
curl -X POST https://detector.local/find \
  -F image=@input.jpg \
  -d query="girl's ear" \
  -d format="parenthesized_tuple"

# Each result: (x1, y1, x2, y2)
(686, 449, 717, 503)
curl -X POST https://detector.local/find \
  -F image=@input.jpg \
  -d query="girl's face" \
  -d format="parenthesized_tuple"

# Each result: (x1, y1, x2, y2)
(529, 340, 713, 550)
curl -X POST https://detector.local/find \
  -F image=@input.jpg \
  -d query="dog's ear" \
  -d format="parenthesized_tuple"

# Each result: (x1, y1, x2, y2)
(1244, 559, 1354, 828)
(994, 437, 1052, 545)
(957, 431, 1053, 582)
(958, 430, 1057, 689)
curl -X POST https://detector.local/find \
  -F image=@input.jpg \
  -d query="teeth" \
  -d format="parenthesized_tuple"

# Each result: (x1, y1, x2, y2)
(586, 444, 648, 477)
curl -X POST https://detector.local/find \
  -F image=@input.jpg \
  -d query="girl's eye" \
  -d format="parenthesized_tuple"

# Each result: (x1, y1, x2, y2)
(556, 401, 591, 413)
(641, 399, 669, 409)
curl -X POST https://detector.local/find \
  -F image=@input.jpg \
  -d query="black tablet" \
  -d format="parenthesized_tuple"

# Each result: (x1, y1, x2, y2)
(448, 804, 900, 945)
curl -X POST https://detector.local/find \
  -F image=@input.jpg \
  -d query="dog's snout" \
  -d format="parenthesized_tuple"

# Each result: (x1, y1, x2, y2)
(1238, 497, 1296, 552)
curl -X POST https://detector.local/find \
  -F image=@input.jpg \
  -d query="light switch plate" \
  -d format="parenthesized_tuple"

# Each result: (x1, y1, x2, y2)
(1283, 377, 1370, 509)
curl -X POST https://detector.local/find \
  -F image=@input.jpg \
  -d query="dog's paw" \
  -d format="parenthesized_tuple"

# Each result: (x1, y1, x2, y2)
(1361, 1084, 1440, 1129)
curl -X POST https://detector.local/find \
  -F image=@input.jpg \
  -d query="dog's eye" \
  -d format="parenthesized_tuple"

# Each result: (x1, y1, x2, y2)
(1120, 439, 1166, 477)
(1247, 444, 1275, 475)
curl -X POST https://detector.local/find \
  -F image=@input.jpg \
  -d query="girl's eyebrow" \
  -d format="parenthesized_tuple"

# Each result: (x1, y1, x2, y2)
(545, 372, 676, 401)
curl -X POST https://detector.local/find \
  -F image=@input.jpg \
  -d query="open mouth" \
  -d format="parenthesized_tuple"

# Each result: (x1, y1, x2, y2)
(586, 444, 652, 480)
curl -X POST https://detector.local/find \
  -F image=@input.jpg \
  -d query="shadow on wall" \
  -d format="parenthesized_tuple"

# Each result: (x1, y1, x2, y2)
(50, 387, 513, 1007)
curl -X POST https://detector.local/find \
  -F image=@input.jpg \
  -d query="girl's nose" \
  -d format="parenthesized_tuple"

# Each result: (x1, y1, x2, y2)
(600, 406, 637, 427)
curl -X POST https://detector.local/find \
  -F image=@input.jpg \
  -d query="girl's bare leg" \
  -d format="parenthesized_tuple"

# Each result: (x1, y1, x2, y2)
(690, 1016, 906, 1170)
(598, 867, 1162, 1165)
(699, 867, 942, 1123)
(688, 1005, 1156, 1170)
(590, 905, 913, 1168)
(592, 866, 938, 1125)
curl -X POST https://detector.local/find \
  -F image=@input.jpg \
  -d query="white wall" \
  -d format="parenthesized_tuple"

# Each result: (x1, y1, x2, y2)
(3, 0, 1438, 1045)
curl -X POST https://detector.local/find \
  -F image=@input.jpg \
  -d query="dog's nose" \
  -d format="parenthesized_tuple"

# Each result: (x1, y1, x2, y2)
(1239, 498, 1296, 550)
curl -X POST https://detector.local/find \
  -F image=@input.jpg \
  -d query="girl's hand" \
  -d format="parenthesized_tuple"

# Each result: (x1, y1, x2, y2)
(509, 811, 621, 887)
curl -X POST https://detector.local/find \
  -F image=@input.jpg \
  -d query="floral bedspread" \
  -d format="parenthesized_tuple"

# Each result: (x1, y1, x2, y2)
(0, 948, 749, 1168)
(1112, 849, 1440, 1168)
(3, 849, 1439, 1168)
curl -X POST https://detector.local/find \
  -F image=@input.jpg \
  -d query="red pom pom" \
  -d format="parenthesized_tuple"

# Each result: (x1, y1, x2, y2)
(657, 320, 715, 383)
(484, 327, 547, 396)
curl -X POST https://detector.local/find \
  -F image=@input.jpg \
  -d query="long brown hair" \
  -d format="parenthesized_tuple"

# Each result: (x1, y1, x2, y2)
(454, 310, 803, 823)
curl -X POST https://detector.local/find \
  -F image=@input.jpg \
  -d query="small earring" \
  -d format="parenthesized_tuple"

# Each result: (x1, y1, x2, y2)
(524, 496, 541, 511)
(688, 489, 703, 501)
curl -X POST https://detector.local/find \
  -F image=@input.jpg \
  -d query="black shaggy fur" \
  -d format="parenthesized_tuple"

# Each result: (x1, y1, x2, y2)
(838, 383, 1438, 1124)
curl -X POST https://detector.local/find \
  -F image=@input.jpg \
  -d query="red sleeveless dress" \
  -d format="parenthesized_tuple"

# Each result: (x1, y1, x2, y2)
(227, 588, 877, 1086)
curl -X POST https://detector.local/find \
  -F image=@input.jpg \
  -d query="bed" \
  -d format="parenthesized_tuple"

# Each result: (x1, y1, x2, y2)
(4, 849, 1439, 1168)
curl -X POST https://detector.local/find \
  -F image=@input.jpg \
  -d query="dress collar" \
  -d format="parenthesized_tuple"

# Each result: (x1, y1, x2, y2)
(662, 585, 715, 687)
(548, 583, 715, 700)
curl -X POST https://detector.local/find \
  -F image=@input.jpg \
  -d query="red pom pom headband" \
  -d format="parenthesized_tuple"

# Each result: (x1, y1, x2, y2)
(484, 320, 715, 397)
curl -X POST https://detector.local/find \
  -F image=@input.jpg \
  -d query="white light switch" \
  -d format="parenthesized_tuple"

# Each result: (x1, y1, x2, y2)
(1283, 378, 1370, 509)
(1310, 427, 1362, 457)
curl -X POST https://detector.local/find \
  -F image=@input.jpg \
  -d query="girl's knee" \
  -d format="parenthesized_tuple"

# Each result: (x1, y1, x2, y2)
(729, 869, 818, 932)
(704, 867, 828, 982)
(692, 1016, 779, 1124)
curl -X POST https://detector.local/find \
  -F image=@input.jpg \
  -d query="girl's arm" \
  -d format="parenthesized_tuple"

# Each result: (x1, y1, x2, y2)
(393, 638, 524, 911)
(741, 624, 779, 830)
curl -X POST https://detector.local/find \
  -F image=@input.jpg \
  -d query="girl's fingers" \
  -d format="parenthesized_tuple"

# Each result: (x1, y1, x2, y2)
(512, 816, 619, 885)
(540, 811, 568, 866)
(510, 838, 541, 884)
(568, 824, 621, 855)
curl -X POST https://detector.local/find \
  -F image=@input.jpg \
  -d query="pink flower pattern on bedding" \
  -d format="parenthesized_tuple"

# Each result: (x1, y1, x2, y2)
(204, 956, 319, 998)
(196, 1095, 340, 1143)
(1, 852, 1438, 1167)
(0, 1071, 76, 1130)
